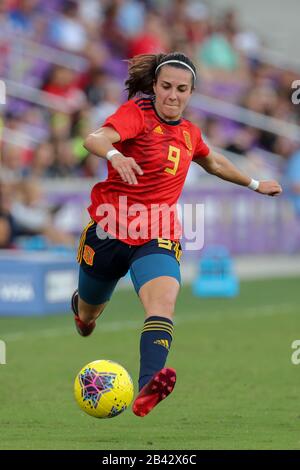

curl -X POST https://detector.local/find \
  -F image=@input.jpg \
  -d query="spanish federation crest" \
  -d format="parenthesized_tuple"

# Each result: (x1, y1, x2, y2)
(183, 130, 192, 155)
(83, 244, 95, 266)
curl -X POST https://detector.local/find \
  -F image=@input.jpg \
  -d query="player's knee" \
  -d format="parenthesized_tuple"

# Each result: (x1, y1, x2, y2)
(144, 292, 176, 317)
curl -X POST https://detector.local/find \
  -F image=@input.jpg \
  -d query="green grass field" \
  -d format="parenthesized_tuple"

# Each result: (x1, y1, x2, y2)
(0, 277, 299, 450)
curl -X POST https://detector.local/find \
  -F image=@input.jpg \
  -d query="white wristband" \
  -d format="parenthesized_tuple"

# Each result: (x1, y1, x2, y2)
(106, 149, 120, 161)
(248, 178, 259, 191)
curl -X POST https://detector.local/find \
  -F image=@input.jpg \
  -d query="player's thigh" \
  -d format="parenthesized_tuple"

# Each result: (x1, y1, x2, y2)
(129, 253, 181, 318)
(77, 220, 129, 312)
(77, 220, 129, 281)
(78, 266, 119, 314)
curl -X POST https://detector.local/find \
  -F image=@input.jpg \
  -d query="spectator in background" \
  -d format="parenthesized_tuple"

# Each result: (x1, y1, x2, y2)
(198, 12, 249, 83)
(84, 68, 109, 106)
(17, 106, 49, 142)
(1, 178, 70, 250)
(90, 80, 122, 130)
(8, 0, 42, 38)
(77, 153, 103, 179)
(3, 112, 24, 137)
(285, 146, 300, 217)
(101, 1, 129, 57)
(70, 109, 91, 163)
(127, 11, 170, 57)
(80, 39, 104, 76)
(116, 0, 145, 37)
(242, 80, 278, 115)
(24, 141, 56, 178)
(0, 2, 17, 75)
(240, 76, 279, 152)
(42, 66, 86, 113)
(273, 136, 296, 161)
(0, 180, 15, 248)
(199, 30, 239, 71)
(12, 177, 50, 233)
(49, 112, 72, 142)
(225, 125, 257, 156)
(0, 212, 11, 247)
(48, 0, 87, 52)
(164, 0, 189, 47)
(184, 1, 210, 46)
(78, 0, 104, 30)
(1, 142, 25, 180)
(202, 116, 227, 148)
(11, 178, 75, 247)
(283, 145, 300, 251)
(48, 140, 78, 178)
(3, 112, 37, 158)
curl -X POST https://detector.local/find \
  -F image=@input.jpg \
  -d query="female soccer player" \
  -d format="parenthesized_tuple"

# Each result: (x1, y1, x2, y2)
(72, 52, 282, 417)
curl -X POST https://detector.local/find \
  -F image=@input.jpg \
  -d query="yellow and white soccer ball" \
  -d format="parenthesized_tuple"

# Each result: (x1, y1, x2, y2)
(74, 359, 134, 418)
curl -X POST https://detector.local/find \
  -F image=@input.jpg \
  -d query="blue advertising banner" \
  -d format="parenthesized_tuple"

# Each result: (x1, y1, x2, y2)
(0, 251, 78, 316)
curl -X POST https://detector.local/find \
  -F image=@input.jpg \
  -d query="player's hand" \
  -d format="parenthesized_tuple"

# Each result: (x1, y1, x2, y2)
(256, 180, 282, 196)
(110, 153, 143, 185)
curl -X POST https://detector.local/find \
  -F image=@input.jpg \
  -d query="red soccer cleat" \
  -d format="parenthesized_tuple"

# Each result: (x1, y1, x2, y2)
(71, 290, 96, 337)
(132, 367, 176, 417)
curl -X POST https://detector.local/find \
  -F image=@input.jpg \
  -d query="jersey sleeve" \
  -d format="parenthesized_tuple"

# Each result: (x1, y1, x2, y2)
(192, 126, 210, 160)
(102, 100, 145, 142)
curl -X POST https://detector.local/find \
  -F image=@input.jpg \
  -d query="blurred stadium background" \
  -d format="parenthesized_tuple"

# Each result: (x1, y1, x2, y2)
(0, 0, 300, 450)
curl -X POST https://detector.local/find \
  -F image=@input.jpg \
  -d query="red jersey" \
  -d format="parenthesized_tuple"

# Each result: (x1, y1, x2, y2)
(88, 97, 210, 245)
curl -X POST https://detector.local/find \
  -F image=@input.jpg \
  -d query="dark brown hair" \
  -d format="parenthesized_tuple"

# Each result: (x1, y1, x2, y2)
(125, 52, 197, 99)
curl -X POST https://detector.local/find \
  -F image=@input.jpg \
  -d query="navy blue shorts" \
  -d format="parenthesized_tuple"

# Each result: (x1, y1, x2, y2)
(77, 220, 182, 305)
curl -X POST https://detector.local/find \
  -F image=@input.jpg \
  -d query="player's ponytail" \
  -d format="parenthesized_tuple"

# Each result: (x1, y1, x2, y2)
(125, 52, 196, 99)
(125, 53, 165, 99)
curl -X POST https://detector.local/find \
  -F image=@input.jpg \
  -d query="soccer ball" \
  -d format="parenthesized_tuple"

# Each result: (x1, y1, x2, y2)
(74, 359, 134, 419)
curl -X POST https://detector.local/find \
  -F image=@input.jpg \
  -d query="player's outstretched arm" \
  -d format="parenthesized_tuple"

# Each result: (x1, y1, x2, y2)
(194, 149, 282, 197)
(84, 127, 143, 185)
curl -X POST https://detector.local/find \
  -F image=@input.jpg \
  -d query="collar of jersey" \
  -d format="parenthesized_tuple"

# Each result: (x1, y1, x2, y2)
(151, 100, 182, 126)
